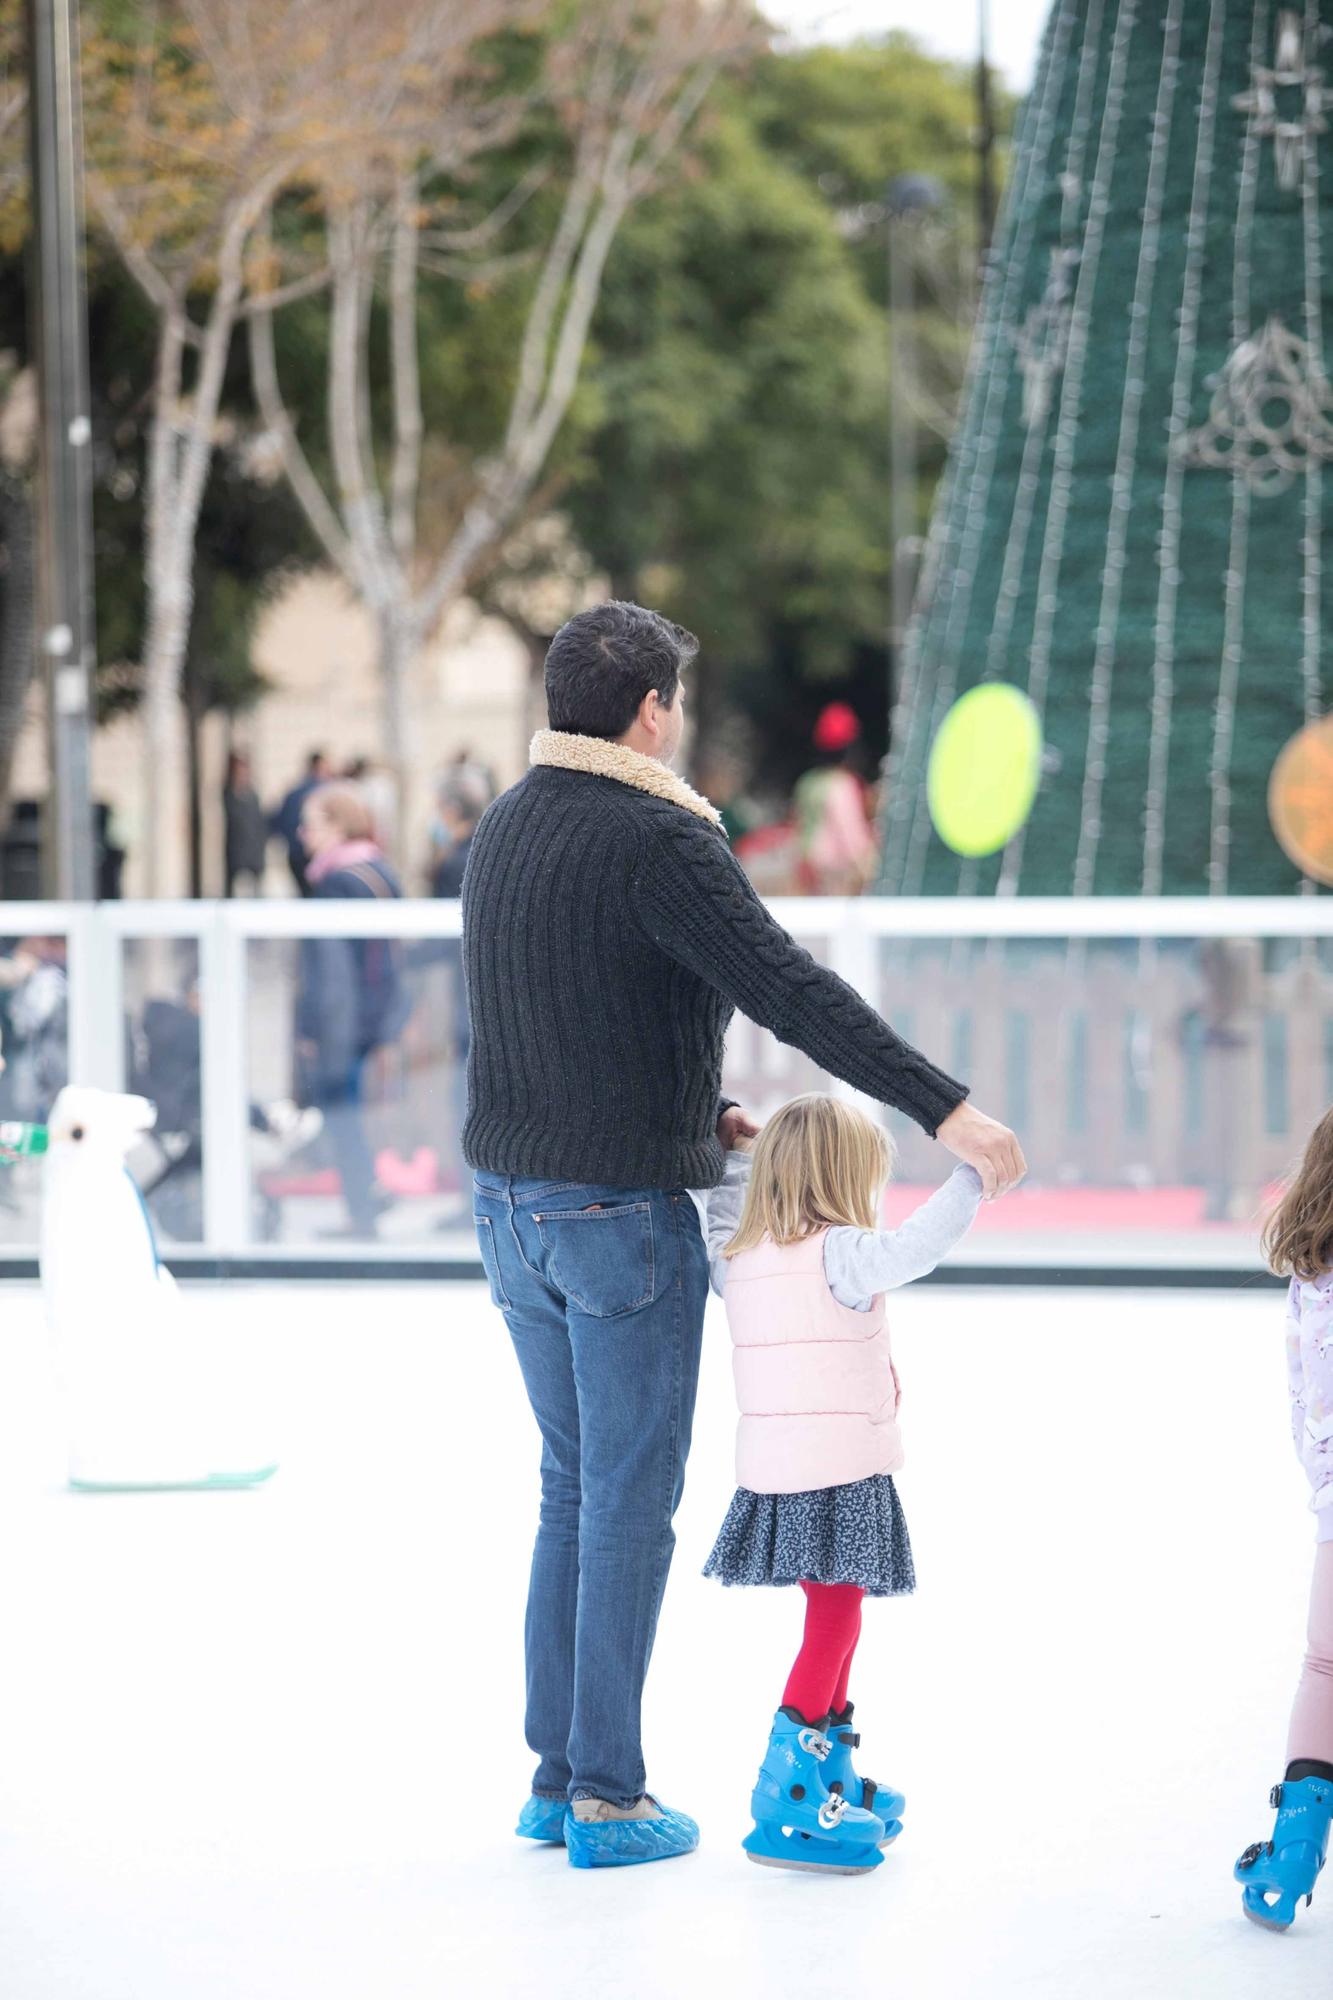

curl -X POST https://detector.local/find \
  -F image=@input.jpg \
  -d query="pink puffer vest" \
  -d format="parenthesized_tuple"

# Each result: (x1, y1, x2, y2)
(723, 1228, 903, 1496)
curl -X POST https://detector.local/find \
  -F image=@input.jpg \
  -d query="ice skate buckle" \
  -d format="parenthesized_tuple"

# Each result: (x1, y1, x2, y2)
(817, 1795, 849, 1831)
(797, 1728, 832, 1760)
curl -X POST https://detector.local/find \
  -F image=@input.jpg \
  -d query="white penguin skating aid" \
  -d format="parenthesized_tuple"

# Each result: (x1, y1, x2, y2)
(39, 1087, 278, 1491)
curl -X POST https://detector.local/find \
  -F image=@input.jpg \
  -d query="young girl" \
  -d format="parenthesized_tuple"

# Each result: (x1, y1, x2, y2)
(702, 1092, 982, 1874)
(1234, 1110, 1333, 1929)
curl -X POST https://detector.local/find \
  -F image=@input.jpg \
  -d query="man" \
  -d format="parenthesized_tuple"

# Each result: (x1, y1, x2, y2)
(430, 768, 491, 899)
(222, 751, 268, 897)
(462, 601, 1024, 1869)
(271, 749, 331, 897)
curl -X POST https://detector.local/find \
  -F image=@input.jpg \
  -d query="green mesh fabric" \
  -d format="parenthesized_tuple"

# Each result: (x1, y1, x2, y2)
(879, 0, 1333, 896)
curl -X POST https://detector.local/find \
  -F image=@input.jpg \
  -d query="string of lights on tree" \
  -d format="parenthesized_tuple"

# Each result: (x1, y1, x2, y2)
(879, 0, 1333, 896)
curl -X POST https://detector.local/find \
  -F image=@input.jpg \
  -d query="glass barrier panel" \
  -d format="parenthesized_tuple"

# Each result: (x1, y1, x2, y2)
(0, 929, 69, 1249)
(869, 934, 1313, 1267)
(245, 929, 470, 1250)
(122, 936, 204, 1245)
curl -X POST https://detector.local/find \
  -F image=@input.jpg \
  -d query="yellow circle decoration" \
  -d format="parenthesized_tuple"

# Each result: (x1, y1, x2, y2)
(926, 684, 1042, 858)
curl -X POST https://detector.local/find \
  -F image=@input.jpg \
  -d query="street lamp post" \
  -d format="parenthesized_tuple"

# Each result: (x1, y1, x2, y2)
(25, 0, 96, 900)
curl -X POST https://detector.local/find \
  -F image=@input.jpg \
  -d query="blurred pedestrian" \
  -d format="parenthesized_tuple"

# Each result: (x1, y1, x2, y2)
(272, 749, 332, 897)
(430, 769, 490, 1215)
(0, 936, 68, 1122)
(431, 768, 490, 898)
(448, 745, 497, 807)
(295, 782, 409, 1239)
(223, 751, 268, 898)
(344, 755, 399, 855)
(793, 703, 878, 895)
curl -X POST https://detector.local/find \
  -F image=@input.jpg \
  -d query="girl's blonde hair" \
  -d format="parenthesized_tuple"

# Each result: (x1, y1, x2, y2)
(1263, 1107, 1333, 1281)
(724, 1093, 894, 1257)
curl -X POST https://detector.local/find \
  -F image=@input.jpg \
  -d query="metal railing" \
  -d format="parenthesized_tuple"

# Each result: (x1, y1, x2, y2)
(2, 896, 1328, 1276)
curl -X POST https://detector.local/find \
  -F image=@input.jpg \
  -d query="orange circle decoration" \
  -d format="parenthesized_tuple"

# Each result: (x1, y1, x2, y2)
(1269, 714, 1333, 885)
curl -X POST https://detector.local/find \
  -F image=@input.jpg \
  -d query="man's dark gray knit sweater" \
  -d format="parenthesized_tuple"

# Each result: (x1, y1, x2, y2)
(460, 749, 968, 1190)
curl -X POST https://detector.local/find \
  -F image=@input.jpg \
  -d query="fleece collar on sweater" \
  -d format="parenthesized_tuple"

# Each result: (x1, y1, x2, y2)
(529, 729, 723, 829)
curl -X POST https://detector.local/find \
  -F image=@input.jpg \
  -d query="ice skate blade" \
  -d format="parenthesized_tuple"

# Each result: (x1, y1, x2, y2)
(743, 1826, 884, 1875)
(744, 1846, 882, 1876)
(1242, 1899, 1297, 1932)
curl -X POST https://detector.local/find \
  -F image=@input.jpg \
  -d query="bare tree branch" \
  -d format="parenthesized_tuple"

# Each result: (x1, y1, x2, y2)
(247, 293, 357, 576)
(421, 162, 549, 252)
(85, 171, 203, 343)
(389, 166, 422, 567)
(237, 264, 333, 315)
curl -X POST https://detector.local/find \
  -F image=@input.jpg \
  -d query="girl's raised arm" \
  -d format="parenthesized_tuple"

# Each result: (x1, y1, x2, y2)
(824, 1165, 983, 1309)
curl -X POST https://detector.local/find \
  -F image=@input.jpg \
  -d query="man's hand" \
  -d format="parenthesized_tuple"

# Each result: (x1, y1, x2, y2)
(936, 1100, 1026, 1199)
(717, 1104, 761, 1151)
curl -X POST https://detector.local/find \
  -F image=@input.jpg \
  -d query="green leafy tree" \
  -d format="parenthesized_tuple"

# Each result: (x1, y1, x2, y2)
(556, 36, 1009, 784)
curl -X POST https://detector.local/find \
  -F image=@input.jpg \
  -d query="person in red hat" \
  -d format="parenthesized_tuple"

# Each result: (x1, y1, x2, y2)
(794, 702, 878, 894)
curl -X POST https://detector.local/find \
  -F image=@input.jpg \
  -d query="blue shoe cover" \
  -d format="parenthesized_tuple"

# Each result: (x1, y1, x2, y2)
(744, 1708, 885, 1873)
(565, 1799, 699, 1870)
(824, 1704, 905, 1845)
(515, 1795, 568, 1844)
(1235, 1776, 1333, 1930)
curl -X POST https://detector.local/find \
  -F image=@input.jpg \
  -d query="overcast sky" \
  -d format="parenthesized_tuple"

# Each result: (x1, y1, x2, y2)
(762, 0, 1050, 90)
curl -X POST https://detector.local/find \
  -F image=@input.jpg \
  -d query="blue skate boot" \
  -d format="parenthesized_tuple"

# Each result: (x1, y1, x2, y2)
(742, 1707, 887, 1874)
(822, 1703, 905, 1845)
(515, 1794, 568, 1845)
(565, 1794, 699, 1870)
(1235, 1774, 1333, 1929)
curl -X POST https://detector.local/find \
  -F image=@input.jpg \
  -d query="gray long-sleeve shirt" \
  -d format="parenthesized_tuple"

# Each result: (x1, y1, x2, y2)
(702, 1150, 983, 1310)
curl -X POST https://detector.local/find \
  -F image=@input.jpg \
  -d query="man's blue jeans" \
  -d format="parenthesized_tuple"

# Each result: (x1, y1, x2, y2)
(472, 1173, 708, 1807)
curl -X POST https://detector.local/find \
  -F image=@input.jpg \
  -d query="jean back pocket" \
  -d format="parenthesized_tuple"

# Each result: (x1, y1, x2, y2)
(535, 1201, 656, 1318)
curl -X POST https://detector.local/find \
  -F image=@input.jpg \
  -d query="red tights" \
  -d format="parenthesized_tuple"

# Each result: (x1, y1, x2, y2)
(781, 1581, 864, 1726)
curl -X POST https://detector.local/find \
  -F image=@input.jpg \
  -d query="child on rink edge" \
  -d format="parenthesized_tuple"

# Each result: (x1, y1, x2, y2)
(1234, 1109, 1333, 1930)
(702, 1092, 984, 1874)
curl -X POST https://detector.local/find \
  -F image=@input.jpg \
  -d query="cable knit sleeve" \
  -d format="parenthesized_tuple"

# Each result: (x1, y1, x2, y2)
(632, 815, 968, 1135)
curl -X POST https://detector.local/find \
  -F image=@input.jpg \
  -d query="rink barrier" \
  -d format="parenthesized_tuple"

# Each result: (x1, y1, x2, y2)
(0, 1258, 1291, 1288)
(2, 895, 1331, 1281)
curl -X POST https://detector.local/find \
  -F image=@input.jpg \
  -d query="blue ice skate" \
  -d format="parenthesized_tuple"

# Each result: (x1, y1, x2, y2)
(742, 1707, 886, 1874)
(565, 1796, 699, 1869)
(515, 1794, 568, 1845)
(1235, 1775, 1333, 1930)
(822, 1703, 905, 1845)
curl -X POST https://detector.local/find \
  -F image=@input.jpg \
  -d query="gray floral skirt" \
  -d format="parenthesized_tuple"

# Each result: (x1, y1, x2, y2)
(702, 1473, 916, 1597)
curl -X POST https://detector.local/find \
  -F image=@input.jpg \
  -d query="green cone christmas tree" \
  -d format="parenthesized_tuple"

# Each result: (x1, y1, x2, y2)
(880, 0, 1333, 895)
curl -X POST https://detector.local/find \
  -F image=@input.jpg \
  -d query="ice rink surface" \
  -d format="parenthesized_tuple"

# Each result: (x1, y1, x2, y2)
(0, 1276, 1323, 1999)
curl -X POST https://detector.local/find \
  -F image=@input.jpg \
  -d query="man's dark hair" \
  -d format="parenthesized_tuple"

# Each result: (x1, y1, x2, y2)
(544, 601, 699, 740)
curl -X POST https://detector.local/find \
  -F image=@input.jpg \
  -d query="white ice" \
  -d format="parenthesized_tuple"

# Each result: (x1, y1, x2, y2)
(0, 1278, 1322, 1999)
